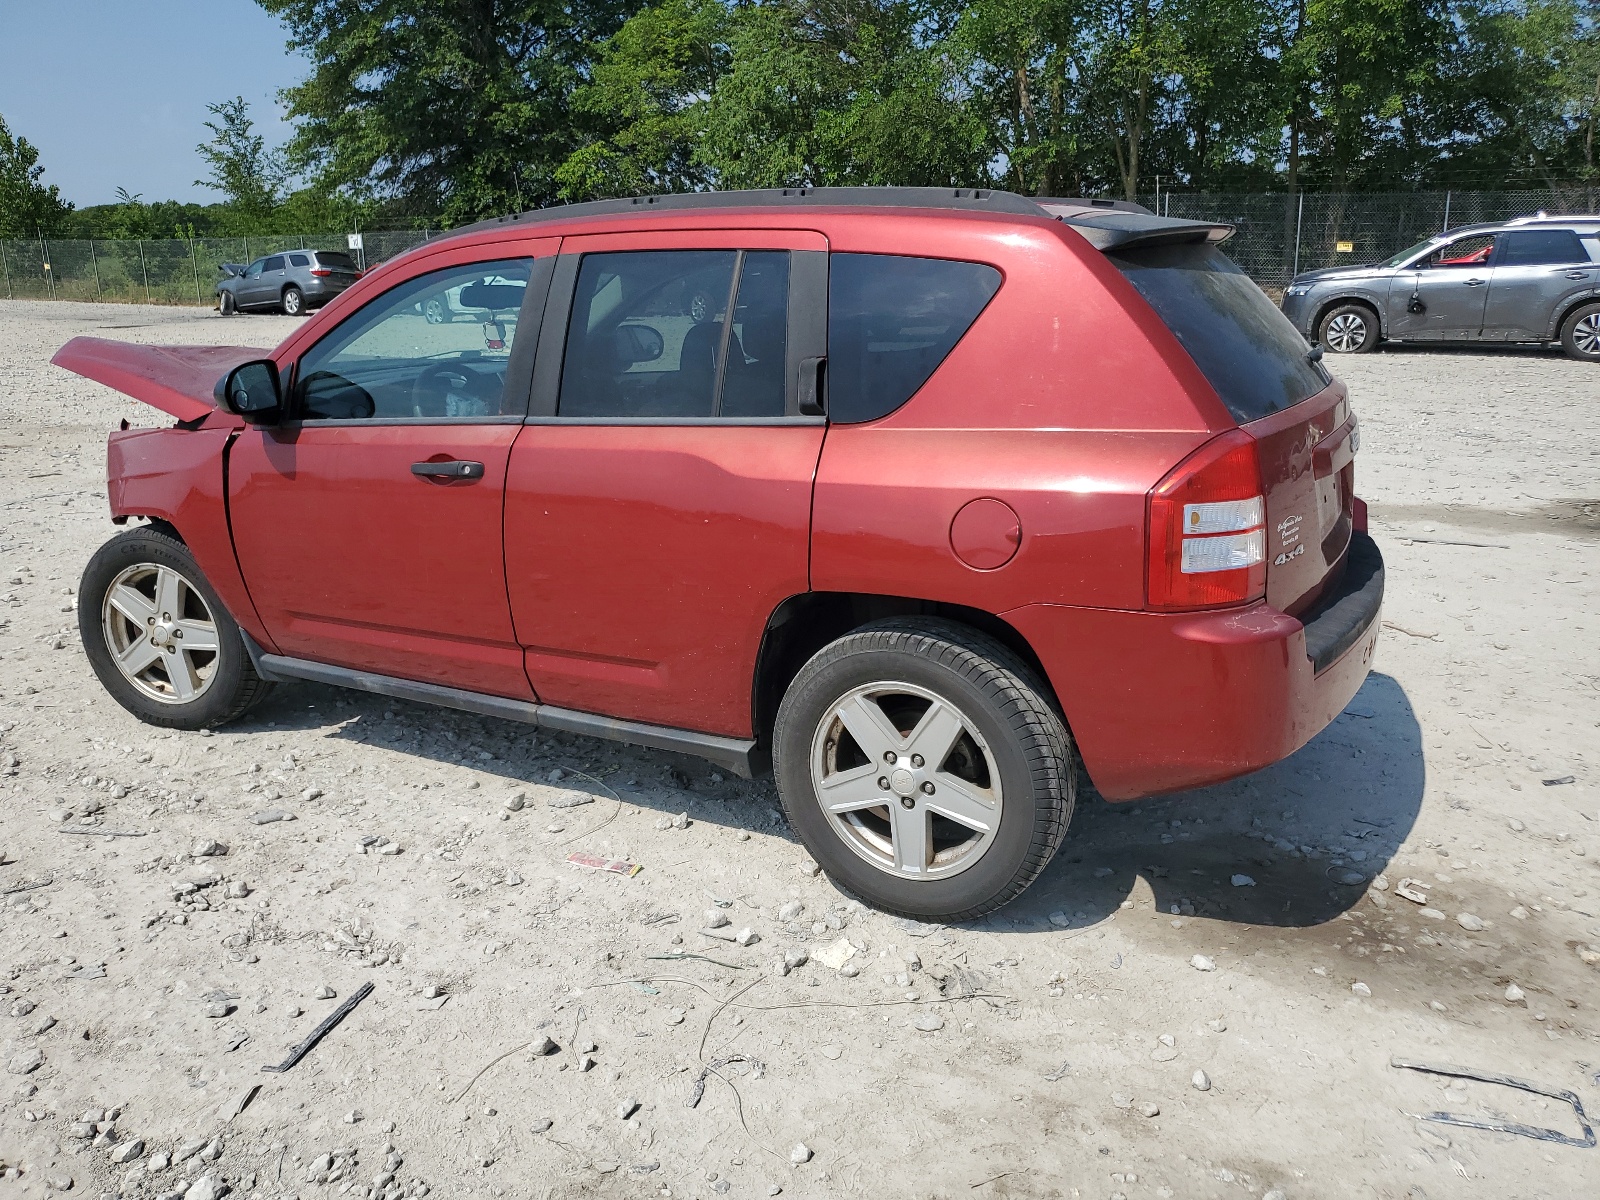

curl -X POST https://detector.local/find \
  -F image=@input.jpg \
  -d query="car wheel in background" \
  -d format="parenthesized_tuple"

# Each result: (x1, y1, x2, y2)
(1559, 302, 1600, 362)
(1318, 303, 1379, 353)
(424, 296, 449, 324)
(282, 285, 305, 316)
(219, 291, 237, 316)
(79, 525, 272, 730)
(773, 618, 1075, 921)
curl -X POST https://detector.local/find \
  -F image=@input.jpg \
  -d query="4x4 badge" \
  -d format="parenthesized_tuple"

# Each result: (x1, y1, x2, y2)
(1274, 543, 1306, 566)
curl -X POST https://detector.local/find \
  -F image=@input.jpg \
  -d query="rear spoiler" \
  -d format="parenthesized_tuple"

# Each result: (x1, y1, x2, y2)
(1037, 198, 1234, 251)
(51, 337, 261, 423)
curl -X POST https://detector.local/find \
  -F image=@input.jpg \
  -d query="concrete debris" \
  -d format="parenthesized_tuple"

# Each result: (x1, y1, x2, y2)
(1191, 1069, 1212, 1092)
(189, 840, 227, 858)
(1230, 874, 1256, 887)
(1352, 982, 1372, 997)
(1505, 983, 1526, 1004)
(1190, 955, 1217, 972)
(1456, 913, 1486, 932)
(249, 810, 294, 824)
(789, 1143, 813, 1165)
(814, 939, 856, 970)
(913, 1011, 944, 1032)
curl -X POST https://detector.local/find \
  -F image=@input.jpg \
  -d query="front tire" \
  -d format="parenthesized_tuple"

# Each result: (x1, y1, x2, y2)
(1318, 303, 1380, 353)
(424, 296, 448, 324)
(282, 285, 304, 316)
(773, 618, 1074, 920)
(79, 526, 271, 730)
(1560, 302, 1600, 362)
(219, 291, 237, 316)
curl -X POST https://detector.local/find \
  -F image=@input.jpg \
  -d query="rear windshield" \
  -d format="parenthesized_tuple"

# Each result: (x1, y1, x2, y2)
(316, 251, 358, 270)
(1111, 243, 1328, 422)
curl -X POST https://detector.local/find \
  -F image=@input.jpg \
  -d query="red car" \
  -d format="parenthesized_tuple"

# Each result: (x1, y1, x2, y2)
(56, 189, 1382, 920)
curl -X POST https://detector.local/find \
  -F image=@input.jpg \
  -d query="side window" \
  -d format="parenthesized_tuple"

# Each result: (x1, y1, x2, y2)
(264, 255, 286, 273)
(245, 259, 265, 279)
(292, 258, 532, 421)
(1424, 235, 1496, 268)
(1499, 229, 1587, 267)
(827, 253, 1001, 424)
(558, 250, 791, 419)
(288, 253, 311, 268)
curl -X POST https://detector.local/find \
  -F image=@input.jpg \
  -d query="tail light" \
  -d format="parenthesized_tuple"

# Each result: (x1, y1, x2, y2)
(310, 268, 332, 277)
(1147, 430, 1266, 610)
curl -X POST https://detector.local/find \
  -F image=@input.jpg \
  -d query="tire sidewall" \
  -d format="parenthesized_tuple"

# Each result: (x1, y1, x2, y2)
(219, 291, 236, 316)
(1562, 302, 1600, 361)
(78, 529, 250, 729)
(775, 638, 1063, 919)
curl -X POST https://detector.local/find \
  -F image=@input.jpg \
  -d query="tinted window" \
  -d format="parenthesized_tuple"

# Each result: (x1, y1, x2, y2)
(245, 259, 265, 278)
(1500, 229, 1587, 266)
(264, 256, 286, 272)
(721, 252, 789, 417)
(288, 253, 310, 268)
(317, 251, 358, 270)
(1112, 243, 1327, 423)
(293, 258, 531, 420)
(827, 254, 1000, 424)
(560, 251, 738, 418)
(1423, 234, 1495, 268)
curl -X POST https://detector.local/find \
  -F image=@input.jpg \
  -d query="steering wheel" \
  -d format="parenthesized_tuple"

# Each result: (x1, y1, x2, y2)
(411, 362, 474, 417)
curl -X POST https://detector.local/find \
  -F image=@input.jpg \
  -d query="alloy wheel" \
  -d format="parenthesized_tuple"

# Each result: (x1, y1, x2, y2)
(1325, 312, 1368, 353)
(101, 563, 221, 704)
(283, 288, 303, 315)
(810, 681, 1002, 880)
(1573, 313, 1600, 357)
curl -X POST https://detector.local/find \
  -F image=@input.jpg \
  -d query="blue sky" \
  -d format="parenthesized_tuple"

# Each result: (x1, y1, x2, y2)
(0, 0, 307, 207)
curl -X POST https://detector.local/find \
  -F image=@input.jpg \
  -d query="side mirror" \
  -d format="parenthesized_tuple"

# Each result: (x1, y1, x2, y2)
(215, 359, 283, 424)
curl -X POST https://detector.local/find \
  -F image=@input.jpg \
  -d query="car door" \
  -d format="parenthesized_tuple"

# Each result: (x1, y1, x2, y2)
(236, 258, 268, 307)
(1386, 232, 1498, 340)
(503, 229, 828, 737)
(1482, 228, 1597, 341)
(227, 239, 559, 697)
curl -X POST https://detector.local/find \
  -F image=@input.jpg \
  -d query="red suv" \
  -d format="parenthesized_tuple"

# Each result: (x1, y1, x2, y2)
(57, 189, 1382, 920)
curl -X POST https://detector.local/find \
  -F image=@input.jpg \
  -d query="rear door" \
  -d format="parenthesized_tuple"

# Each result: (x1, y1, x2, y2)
(1483, 228, 1596, 341)
(503, 229, 828, 736)
(1111, 242, 1351, 616)
(1386, 233, 1497, 340)
(229, 239, 557, 696)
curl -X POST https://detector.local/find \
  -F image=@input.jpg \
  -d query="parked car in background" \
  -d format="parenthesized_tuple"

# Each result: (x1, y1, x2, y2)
(216, 250, 362, 316)
(1280, 214, 1600, 359)
(57, 188, 1382, 920)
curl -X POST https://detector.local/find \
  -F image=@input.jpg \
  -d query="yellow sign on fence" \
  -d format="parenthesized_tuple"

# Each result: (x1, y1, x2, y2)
(1335, 241, 1354, 253)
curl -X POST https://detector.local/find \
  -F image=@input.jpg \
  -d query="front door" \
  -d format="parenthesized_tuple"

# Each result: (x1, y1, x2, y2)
(503, 230, 829, 736)
(1483, 228, 1597, 342)
(1386, 232, 1497, 340)
(236, 258, 269, 307)
(228, 241, 557, 697)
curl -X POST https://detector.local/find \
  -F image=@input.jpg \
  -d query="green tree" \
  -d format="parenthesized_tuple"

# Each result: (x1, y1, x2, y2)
(259, 0, 640, 223)
(0, 113, 73, 237)
(195, 96, 289, 219)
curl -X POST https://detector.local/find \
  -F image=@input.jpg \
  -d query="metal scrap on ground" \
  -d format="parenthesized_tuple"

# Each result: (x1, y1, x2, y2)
(261, 981, 374, 1073)
(1390, 1057, 1596, 1149)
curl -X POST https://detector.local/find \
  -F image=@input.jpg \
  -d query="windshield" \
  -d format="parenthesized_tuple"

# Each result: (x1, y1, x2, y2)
(1112, 242, 1329, 422)
(1383, 238, 1441, 268)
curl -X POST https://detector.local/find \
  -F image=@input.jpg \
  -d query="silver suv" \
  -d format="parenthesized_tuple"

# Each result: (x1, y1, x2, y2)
(1280, 215, 1600, 360)
(216, 250, 362, 316)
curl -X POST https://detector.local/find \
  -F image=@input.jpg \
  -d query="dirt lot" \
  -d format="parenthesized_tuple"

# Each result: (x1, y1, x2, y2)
(1, 299, 1597, 1200)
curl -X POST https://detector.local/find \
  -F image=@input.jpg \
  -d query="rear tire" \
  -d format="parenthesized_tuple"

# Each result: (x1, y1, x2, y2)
(773, 618, 1074, 921)
(1559, 302, 1600, 362)
(282, 285, 304, 316)
(1318, 303, 1379, 353)
(79, 526, 272, 730)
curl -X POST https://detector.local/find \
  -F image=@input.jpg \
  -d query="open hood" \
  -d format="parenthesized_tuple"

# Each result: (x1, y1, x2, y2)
(51, 337, 263, 423)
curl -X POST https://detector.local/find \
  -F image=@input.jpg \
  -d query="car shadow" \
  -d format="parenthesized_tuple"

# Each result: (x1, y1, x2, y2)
(987, 670, 1424, 932)
(234, 671, 1421, 934)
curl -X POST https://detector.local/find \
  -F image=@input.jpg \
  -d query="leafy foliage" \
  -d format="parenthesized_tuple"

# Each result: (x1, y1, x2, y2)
(0, 113, 74, 238)
(195, 97, 289, 218)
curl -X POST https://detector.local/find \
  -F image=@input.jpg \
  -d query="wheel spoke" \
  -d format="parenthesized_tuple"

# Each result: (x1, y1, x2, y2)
(165, 652, 200, 700)
(154, 567, 184, 622)
(925, 773, 998, 833)
(117, 636, 163, 677)
(818, 763, 888, 814)
(175, 620, 219, 653)
(889, 802, 930, 875)
(905, 700, 966, 770)
(107, 583, 156, 627)
(833, 693, 904, 764)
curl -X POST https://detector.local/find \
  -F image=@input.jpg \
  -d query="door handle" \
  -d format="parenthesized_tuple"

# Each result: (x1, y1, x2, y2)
(1462, 278, 1486, 286)
(1566, 271, 1591, 280)
(411, 460, 484, 480)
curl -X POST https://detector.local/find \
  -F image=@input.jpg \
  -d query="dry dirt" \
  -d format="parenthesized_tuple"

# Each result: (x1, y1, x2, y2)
(1, 300, 1598, 1200)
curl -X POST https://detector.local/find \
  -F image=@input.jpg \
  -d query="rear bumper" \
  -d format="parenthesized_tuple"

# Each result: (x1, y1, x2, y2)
(1004, 532, 1384, 800)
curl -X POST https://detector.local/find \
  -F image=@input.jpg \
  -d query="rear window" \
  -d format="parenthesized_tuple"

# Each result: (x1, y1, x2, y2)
(316, 251, 358, 270)
(1499, 229, 1587, 266)
(827, 253, 1000, 424)
(288, 253, 310, 267)
(1112, 243, 1328, 422)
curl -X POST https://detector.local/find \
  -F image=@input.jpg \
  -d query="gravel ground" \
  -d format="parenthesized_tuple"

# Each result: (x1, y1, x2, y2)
(1, 299, 1597, 1200)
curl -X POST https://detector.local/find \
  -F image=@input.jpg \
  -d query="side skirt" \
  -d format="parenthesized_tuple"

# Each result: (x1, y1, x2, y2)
(242, 635, 763, 778)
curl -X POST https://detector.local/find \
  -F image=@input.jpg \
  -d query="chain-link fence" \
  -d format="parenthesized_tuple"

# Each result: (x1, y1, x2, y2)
(5, 187, 1600, 302)
(0, 231, 437, 304)
(1139, 186, 1600, 286)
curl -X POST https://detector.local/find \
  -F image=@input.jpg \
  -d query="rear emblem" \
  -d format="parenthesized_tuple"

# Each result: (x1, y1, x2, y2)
(1274, 544, 1306, 567)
